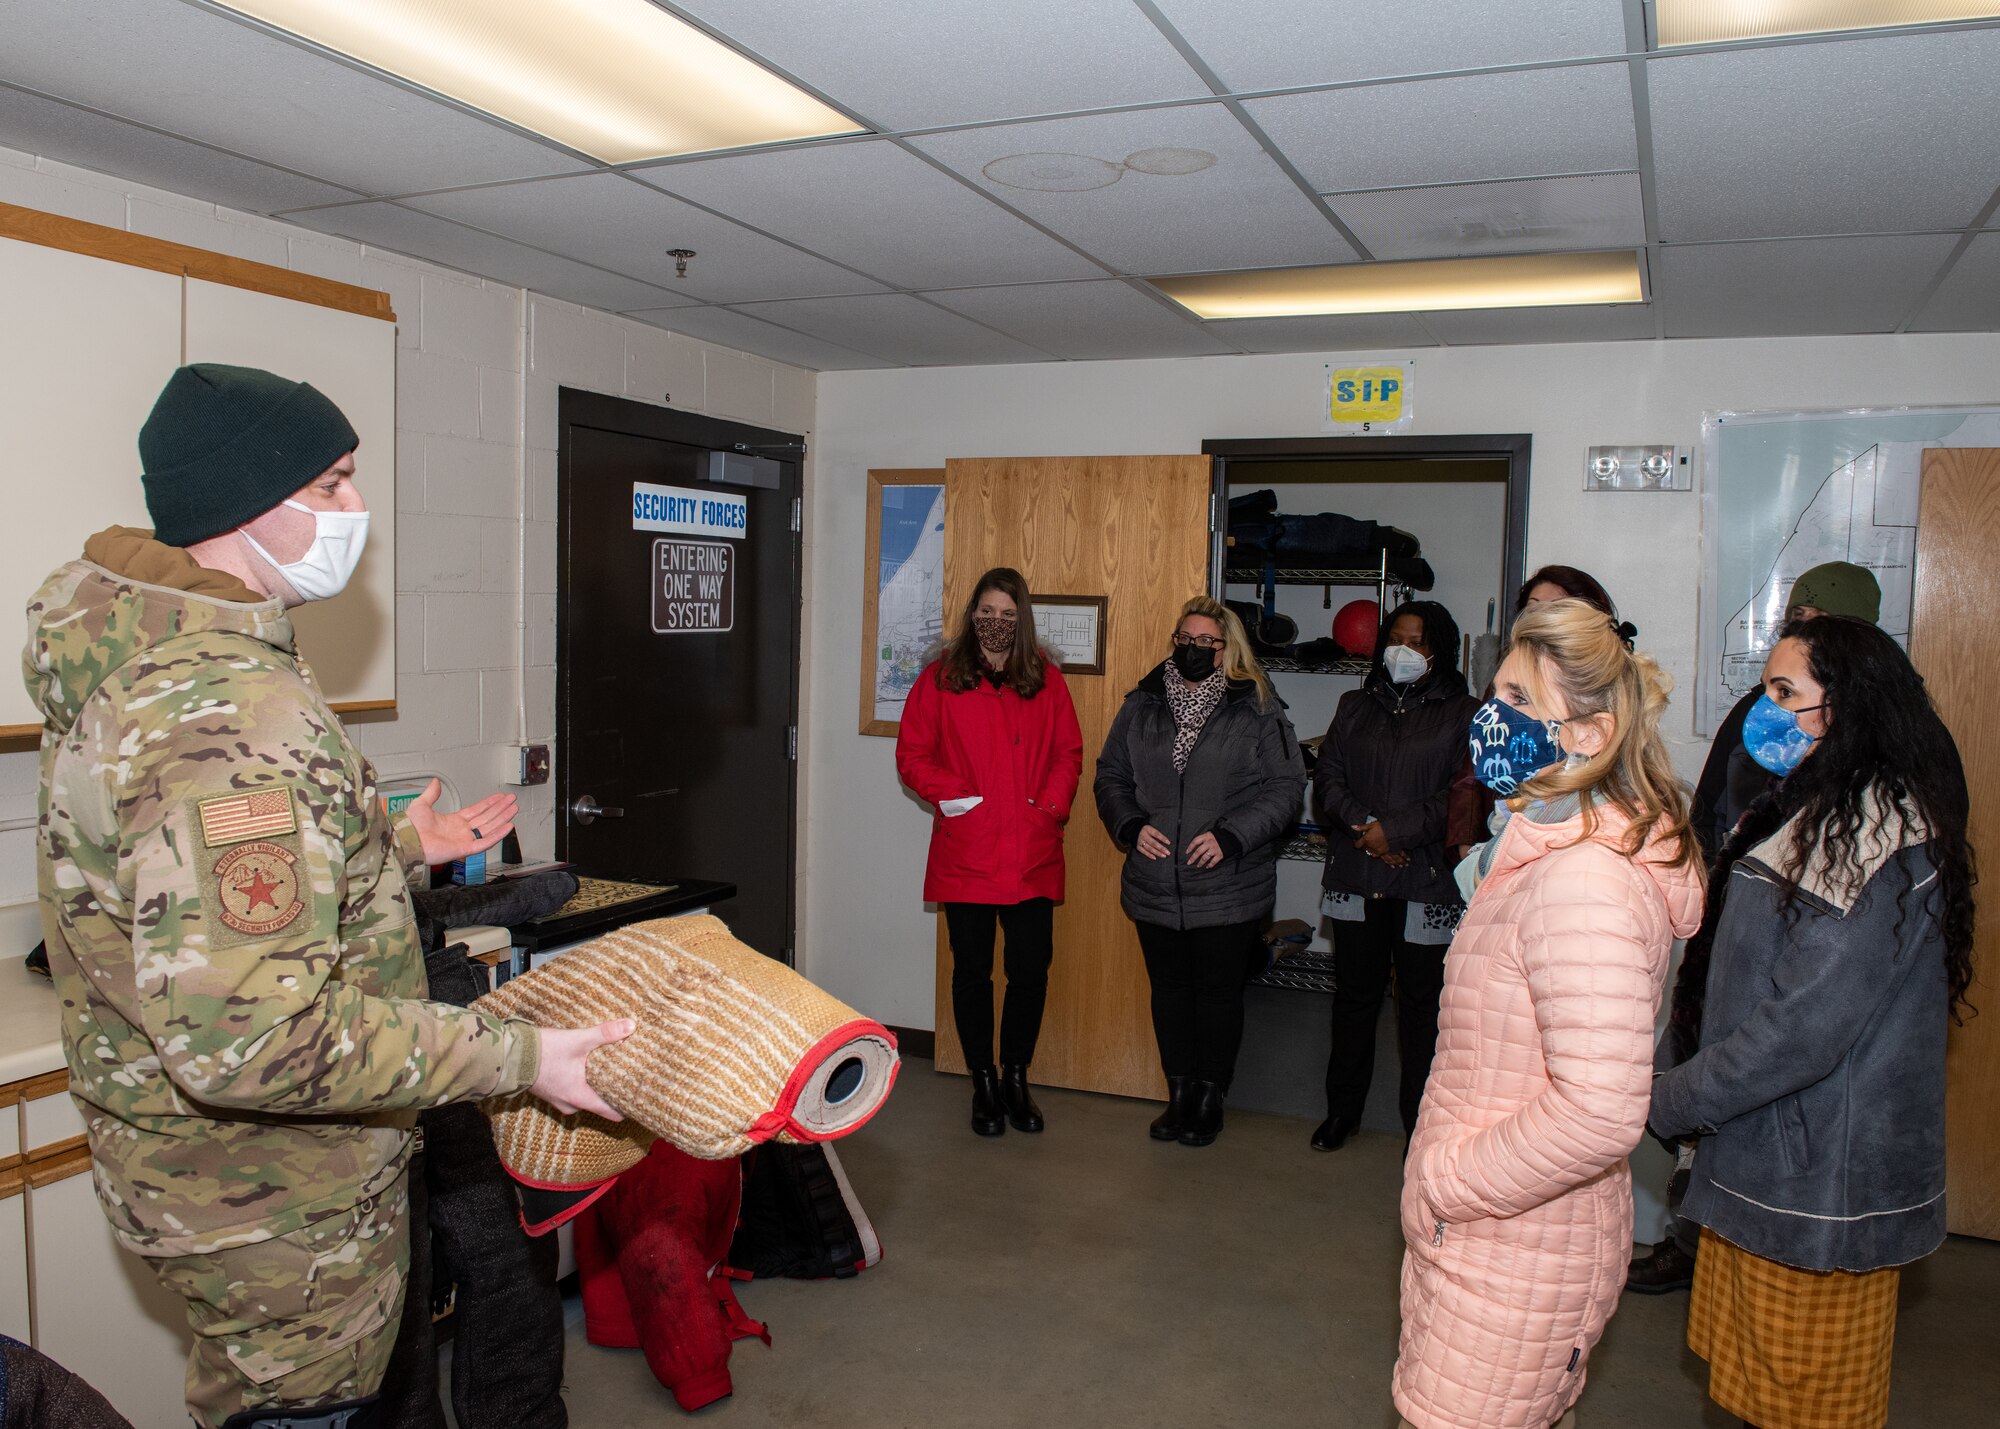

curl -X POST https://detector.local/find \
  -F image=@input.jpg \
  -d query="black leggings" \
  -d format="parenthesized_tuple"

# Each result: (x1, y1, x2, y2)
(943, 899, 1055, 1069)
(1325, 897, 1446, 1135)
(1136, 919, 1263, 1088)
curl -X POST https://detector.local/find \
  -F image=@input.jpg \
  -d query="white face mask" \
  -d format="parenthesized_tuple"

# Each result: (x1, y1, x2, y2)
(1383, 644, 1430, 685)
(242, 499, 369, 603)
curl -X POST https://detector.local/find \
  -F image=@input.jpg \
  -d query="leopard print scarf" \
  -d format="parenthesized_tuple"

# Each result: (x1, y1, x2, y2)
(1162, 660, 1228, 772)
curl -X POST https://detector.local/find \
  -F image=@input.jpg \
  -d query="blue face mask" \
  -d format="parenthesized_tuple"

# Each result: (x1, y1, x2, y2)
(1742, 692, 1822, 776)
(1469, 698, 1564, 795)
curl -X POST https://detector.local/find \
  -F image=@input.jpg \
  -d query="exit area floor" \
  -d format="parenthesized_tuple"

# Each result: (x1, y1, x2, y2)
(555, 1058, 1998, 1428)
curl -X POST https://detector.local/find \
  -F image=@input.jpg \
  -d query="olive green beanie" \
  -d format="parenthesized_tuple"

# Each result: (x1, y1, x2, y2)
(1786, 561, 1881, 624)
(140, 363, 359, 547)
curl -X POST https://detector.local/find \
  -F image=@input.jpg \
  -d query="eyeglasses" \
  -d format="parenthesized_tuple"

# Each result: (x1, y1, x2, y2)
(1172, 634, 1225, 650)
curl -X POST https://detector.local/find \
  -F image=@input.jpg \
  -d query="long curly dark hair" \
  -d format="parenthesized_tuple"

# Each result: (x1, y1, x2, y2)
(1668, 615, 1976, 1060)
(936, 566, 1049, 697)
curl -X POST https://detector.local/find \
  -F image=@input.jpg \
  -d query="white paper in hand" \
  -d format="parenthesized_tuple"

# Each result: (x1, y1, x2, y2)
(939, 796, 984, 818)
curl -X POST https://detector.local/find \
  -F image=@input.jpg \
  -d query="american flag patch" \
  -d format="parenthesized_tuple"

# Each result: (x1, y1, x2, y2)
(196, 788, 297, 847)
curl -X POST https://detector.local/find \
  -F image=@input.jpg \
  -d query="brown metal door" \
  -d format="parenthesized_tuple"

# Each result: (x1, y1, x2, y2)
(1911, 447, 2000, 1240)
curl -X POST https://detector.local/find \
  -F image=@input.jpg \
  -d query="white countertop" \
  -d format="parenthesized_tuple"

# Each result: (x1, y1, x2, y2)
(0, 961, 66, 1084)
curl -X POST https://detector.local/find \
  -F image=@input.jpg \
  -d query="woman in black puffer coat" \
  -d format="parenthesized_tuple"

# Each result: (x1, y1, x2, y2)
(1311, 600, 1478, 1153)
(1096, 596, 1304, 1149)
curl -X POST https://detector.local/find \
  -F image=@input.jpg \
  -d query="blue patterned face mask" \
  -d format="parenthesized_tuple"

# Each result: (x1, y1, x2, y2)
(1742, 692, 1822, 776)
(1469, 698, 1564, 794)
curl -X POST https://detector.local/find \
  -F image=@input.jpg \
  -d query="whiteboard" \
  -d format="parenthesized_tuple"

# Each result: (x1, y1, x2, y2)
(185, 279, 398, 710)
(1, 236, 182, 733)
(1, 236, 398, 737)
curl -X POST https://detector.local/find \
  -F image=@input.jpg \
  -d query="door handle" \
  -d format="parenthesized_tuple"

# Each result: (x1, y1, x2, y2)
(571, 794, 625, 825)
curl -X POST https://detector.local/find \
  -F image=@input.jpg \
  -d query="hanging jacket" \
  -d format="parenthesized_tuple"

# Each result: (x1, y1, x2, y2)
(1650, 791, 1948, 1273)
(1093, 667, 1304, 930)
(1394, 806, 1703, 1429)
(1314, 669, 1480, 906)
(895, 659, 1083, 904)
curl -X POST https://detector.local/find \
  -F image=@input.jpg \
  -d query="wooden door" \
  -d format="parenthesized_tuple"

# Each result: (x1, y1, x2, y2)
(934, 455, 1212, 1099)
(1911, 447, 2000, 1240)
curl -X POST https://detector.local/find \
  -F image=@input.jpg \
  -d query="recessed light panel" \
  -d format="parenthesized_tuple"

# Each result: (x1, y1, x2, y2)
(1657, 1, 2000, 46)
(215, 1, 862, 163)
(1150, 251, 1645, 319)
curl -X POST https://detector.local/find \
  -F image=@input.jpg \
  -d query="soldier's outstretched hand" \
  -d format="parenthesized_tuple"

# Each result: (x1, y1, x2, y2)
(405, 778, 518, 864)
(530, 1018, 637, 1120)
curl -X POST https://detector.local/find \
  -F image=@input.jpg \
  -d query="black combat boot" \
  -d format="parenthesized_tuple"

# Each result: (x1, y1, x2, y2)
(969, 1066, 1007, 1137)
(1149, 1076, 1192, 1141)
(999, 1064, 1045, 1133)
(1177, 1080, 1225, 1147)
(1625, 1237, 1697, 1294)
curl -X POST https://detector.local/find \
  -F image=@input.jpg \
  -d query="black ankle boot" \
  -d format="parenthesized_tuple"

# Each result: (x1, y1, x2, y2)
(1149, 1076, 1192, 1141)
(970, 1066, 1006, 1137)
(1178, 1080, 1224, 1147)
(999, 1064, 1044, 1133)
(1311, 1115, 1357, 1152)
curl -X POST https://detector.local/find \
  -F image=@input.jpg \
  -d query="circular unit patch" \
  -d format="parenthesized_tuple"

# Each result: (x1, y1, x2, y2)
(213, 840, 305, 937)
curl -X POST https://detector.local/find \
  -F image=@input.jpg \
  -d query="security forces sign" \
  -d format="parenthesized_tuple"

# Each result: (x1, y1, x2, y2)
(1325, 362, 1414, 434)
(632, 481, 748, 538)
(653, 539, 734, 634)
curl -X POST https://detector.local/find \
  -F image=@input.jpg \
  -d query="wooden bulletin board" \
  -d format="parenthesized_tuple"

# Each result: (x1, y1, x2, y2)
(0, 202, 398, 749)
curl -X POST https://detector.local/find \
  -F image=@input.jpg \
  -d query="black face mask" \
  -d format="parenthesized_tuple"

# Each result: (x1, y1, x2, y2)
(1171, 643, 1218, 681)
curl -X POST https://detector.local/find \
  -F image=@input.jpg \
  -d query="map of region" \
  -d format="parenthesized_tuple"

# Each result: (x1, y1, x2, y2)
(873, 484, 945, 723)
(1704, 408, 2000, 729)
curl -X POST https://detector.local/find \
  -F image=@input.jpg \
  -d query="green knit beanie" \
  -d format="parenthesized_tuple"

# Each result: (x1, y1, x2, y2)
(1786, 561, 1881, 624)
(140, 364, 359, 547)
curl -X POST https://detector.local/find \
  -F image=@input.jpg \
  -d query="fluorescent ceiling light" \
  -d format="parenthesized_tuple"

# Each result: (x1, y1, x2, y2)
(1657, 2, 2000, 47)
(215, 1, 862, 163)
(1150, 252, 1645, 320)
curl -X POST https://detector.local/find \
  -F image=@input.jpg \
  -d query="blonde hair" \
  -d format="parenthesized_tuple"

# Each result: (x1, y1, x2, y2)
(1508, 598, 1700, 869)
(1176, 595, 1275, 709)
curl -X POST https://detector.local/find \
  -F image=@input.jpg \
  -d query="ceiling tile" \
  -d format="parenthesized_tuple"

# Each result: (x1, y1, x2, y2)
(0, 0, 585, 193)
(1330, 172, 1644, 260)
(625, 306, 891, 371)
(1198, 312, 1435, 354)
(0, 83, 363, 213)
(1421, 303, 1654, 344)
(727, 294, 1053, 365)
(1649, 29, 2000, 242)
(1244, 63, 1637, 194)
(633, 140, 1103, 289)
(286, 202, 692, 314)
(923, 281, 1240, 359)
(403, 173, 889, 302)
(1150, 0, 1629, 92)
(1658, 236, 1957, 338)
(673, 0, 1207, 129)
(1907, 233, 2000, 332)
(910, 104, 1353, 274)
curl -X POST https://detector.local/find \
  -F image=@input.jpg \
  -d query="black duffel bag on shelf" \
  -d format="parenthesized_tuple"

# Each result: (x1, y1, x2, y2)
(1225, 597, 1298, 653)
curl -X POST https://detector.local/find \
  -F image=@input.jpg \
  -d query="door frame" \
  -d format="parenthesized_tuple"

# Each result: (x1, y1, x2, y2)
(554, 387, 806, 961)
(1201, 433, 1533, 628)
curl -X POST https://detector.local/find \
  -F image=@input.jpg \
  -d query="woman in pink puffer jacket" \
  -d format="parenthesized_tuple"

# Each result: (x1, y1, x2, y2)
(1394, 600, 1705, 1429)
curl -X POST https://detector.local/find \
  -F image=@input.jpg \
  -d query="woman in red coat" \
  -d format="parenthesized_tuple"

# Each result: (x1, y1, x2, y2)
(896, 567, 1083, 1138)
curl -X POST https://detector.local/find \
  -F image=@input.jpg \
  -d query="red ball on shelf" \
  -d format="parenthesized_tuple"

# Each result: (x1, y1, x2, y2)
(1332, 599, 1380, 658)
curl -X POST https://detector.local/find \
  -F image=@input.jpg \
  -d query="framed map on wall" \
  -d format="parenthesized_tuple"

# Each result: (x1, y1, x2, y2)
(860, 468, 946, 736)
(1698, 405, 2000, 734)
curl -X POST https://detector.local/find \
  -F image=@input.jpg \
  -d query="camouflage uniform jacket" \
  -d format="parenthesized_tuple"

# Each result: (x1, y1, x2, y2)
(24, 528, 540, 1257)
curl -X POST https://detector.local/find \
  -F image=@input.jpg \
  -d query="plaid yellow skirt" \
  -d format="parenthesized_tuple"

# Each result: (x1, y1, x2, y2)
(1687, 1228, 1900, 1429)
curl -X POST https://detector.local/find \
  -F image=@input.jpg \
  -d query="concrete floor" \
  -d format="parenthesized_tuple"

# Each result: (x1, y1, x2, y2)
(557, 1060, 2000, 1427)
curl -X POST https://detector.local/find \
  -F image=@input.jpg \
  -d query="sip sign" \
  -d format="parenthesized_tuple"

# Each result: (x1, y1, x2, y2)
(1326, 361, 1414, 434)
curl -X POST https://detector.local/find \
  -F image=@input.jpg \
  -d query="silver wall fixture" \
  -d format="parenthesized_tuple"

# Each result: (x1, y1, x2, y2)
(1583, 444, 1693, 491)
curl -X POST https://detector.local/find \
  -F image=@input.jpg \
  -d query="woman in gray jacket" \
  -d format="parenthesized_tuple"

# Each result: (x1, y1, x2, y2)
(1095, 596, 1304, 1148)
(1651, 616, 1974, 1429)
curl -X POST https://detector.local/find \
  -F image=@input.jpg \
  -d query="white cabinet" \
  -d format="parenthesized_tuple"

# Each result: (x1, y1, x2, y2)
(0, 1176, 28, 1344)
(26, 1155, 191, 1429)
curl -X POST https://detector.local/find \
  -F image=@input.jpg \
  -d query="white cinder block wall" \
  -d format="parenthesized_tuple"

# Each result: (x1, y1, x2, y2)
(0, 148, 814, 960)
